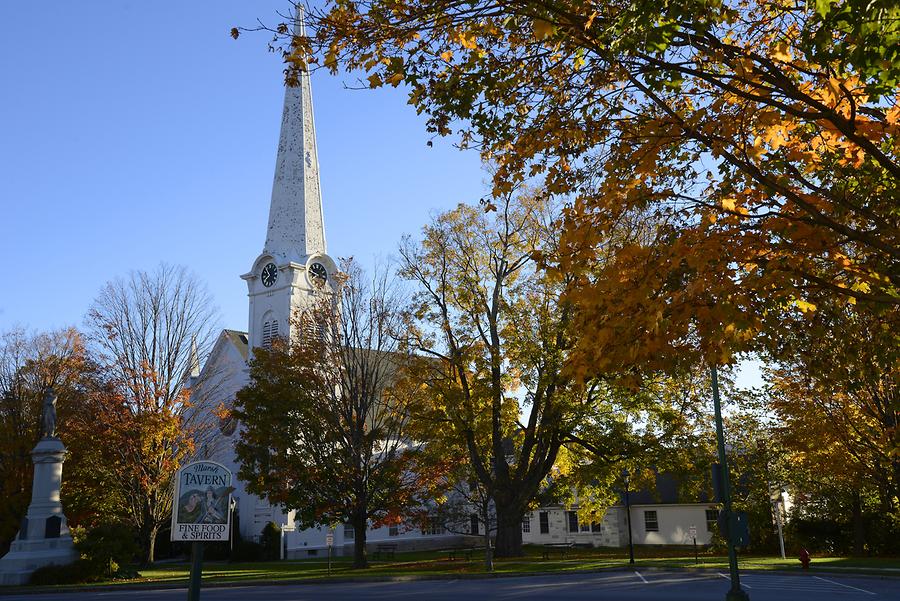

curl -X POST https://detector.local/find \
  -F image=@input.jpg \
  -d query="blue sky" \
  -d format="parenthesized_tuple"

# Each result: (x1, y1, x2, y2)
(0, 1, 484, 335)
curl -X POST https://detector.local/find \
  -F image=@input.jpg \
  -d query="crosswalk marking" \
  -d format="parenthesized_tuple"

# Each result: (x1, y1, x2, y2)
(814, 575, 876, 595)
(718, 572, 752, 589)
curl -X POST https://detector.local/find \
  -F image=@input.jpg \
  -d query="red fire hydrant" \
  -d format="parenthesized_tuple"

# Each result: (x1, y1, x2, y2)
(799, 548, 811, 570)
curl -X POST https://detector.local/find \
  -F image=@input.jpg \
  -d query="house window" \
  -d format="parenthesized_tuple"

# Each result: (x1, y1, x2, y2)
(567, 511, 579, 533)
(580, 521, 590, 532)
(539, 512, 549, 534)
(343, 523, 354, 540)
(522, 516, 531, 533)
(470, 514, 479, 535)
(644, 510, 659, 532)
(389, 524, 399, 537)
(706, 509, 719, 532)
(423, 517, 444, 536)
(591, 522, 602, 533)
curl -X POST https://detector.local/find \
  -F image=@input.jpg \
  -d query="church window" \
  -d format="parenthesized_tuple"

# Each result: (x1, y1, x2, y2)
(261, 319, 279, 348)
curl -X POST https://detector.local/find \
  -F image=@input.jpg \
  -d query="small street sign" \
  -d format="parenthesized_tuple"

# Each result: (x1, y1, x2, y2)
(326, 533, 334, 547)
(689, 525, 697, 538)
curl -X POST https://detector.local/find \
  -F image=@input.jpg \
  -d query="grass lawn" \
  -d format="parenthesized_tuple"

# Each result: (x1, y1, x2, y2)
(81, 547, 899, 589)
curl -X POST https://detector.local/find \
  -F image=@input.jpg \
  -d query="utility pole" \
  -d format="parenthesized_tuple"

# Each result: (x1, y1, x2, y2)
(622, 468, 635, 565)
(711, 365, 750, 601)
(772, 491, 786, 560)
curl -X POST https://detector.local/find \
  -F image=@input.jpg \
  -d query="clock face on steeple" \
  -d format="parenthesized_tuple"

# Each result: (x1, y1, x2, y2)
(309, 262, 327, 286)
(261, 263, 278, 287)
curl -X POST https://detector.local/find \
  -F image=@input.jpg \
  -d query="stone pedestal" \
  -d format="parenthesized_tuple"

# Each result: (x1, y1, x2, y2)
(0, 438, 77, 585)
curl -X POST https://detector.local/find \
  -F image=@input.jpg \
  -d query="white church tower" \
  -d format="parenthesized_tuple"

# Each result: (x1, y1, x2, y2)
(191, 12, 343, 543)
(241, 13, 339, 351)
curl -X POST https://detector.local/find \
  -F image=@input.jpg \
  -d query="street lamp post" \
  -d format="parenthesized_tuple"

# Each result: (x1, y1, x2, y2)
(622, 468, 635, 565)
(711, 365, 750, 601)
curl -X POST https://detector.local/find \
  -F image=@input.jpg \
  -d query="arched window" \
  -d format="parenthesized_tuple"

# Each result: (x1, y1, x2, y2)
(261, 314, 279, 348)
(298, 311, 326, 347)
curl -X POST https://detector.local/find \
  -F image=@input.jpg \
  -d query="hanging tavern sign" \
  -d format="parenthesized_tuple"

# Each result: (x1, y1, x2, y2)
(171, 460, 235, 542)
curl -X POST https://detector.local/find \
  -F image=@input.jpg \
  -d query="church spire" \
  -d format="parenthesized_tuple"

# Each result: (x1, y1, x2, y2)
(263, 6, 326, 264)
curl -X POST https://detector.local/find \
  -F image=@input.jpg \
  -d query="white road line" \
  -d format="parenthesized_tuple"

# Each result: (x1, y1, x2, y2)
(814, 576, 877, 595)
(634, 570, 648, 584)
(717, 572, 752, 589)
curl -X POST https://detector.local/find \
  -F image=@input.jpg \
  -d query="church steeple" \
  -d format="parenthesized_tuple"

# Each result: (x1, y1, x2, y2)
(242, 7, 338, 352)
(263, 8, 326, 264)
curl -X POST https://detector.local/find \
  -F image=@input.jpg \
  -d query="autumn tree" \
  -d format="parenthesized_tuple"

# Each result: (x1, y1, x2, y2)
(233, 260, 443, 569)
(557, 367, 717, 519)
(397, 190, 595, 557)
(85, 263, 220, 564)
(766, 296, 899, 553)
(241, 1, 898, 388)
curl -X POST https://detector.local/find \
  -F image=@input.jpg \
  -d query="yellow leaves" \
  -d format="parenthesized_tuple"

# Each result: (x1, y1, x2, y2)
(584, 11, 598, 31)
(721, 197, 737, 211)
(458, 33, 478, 49)
(533, 19, 556, 40)
(449, 28, 479, 50)
(887, 96, 900, 126)
(794, 299, 817, 313)
(851, 281, 871, 294)
(770, 41, 792, 62)
(324, 46, 340, 71)
(386, 72, 404, 87)
(367, 73, 382, 88)
(440, 50, 454, 62)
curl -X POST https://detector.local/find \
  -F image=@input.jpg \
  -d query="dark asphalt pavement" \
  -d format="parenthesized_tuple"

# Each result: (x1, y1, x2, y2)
(0, 570, 896, 600)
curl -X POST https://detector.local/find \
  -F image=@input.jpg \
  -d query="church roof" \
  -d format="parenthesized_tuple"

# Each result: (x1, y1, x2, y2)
(223, 329, 249, 360)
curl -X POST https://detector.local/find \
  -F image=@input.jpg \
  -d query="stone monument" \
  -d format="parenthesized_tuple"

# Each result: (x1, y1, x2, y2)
(0, 387, 77, 585)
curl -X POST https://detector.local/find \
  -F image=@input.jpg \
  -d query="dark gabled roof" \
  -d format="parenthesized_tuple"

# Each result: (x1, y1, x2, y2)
(621, 472, 713, 505)
(224, 329, 249, 360)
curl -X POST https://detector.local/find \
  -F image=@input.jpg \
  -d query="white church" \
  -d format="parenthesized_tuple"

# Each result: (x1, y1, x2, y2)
(187, 27, 721, 559)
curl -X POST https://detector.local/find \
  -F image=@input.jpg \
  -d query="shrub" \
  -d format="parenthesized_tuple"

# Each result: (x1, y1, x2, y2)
(230, 539, 266, 562)
(75, 522, 139, 577)
(29, 559, 105, 585)
(259, 522, 281, 560)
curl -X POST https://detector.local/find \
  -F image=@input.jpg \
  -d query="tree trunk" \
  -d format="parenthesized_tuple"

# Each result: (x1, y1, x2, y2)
(851, 492, 865, 556)
(482, 497, 493, 571)
(352, 519, 368, 569)
(146, 524, 159, 565)
(493, 504, 524, 558)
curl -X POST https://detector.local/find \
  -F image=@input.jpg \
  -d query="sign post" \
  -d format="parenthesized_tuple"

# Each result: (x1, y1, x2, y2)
(326, 531, 334, 576)
(171, 461, 234, 601)
(711, 365, 750, 601)
(689, 525, 698, 564)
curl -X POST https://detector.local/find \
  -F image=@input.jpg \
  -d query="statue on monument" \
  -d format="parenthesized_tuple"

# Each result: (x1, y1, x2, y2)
(40, 386, 57, 439)
(0, 385, 77, 584)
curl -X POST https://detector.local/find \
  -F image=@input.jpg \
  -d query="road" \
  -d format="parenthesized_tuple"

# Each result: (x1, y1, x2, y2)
(0, 570, 896, 600)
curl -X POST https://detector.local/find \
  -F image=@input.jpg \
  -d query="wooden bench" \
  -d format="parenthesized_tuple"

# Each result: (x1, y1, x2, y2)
(372, 543, 397, 560)
(447, 546, 480, 561)
(541, 542, 575, 559)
